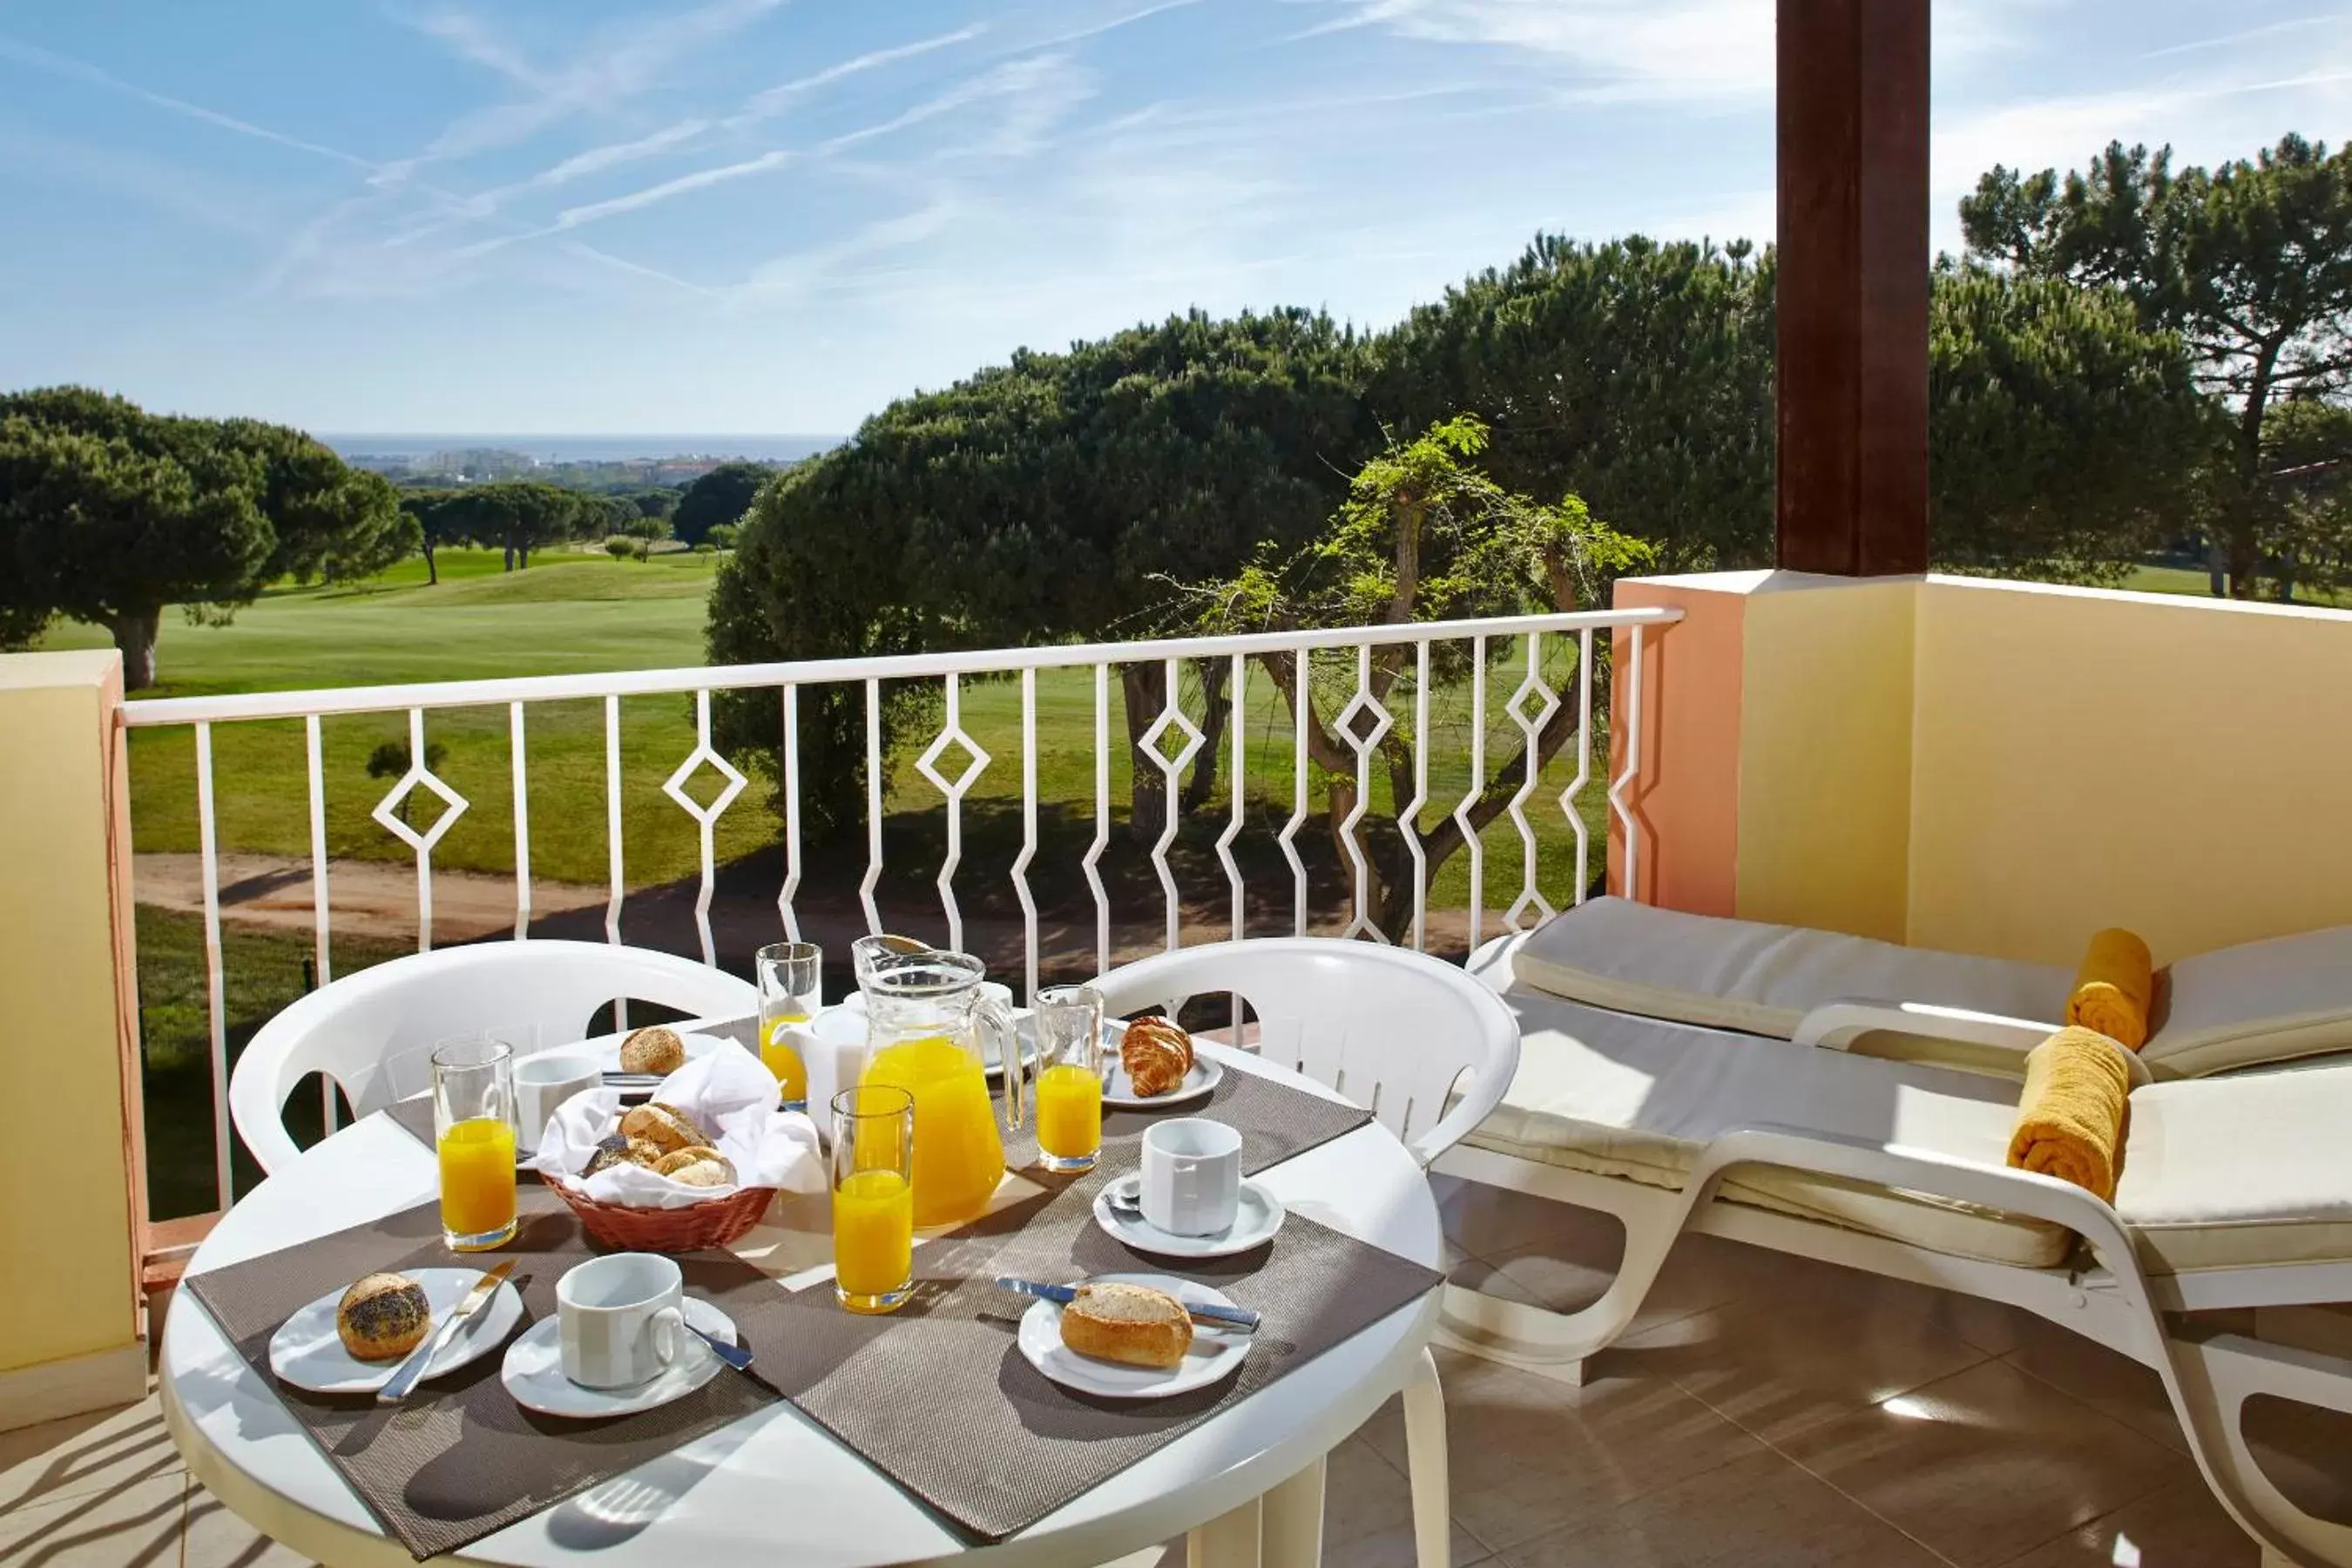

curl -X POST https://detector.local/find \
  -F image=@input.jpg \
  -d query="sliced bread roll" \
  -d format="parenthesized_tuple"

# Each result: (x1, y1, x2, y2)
(1059, 1282, 1193, 1369)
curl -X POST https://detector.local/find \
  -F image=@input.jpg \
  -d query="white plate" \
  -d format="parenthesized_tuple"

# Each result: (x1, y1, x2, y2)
(501, 1298, 739, 1419)
(1017, 1274, 1252, 1400)
(269, 1269, 525, 1395)
(1093, 1174, 1286, 1260)
(1100, 1040, 1223, 1109)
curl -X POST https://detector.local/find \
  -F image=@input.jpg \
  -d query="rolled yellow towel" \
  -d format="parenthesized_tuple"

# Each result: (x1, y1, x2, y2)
(2066, 928, 2153, 1050)
(2007, 1027, 2132, 1201)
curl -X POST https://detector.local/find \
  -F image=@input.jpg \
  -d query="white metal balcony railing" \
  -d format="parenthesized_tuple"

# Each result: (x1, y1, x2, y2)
(118, 608, 1680, 1211)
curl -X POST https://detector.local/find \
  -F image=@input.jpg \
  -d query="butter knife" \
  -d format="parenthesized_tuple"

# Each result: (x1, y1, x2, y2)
(996, 1276, 1259, 1332)
(377, 1260, 517, 1403)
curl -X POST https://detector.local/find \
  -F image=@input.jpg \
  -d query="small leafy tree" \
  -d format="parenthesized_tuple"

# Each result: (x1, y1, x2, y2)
(1175, 415, 1651, 936)
(626, 515, 667, 560)
(705, 523, 739, 551)
(605, 536, 635, 560)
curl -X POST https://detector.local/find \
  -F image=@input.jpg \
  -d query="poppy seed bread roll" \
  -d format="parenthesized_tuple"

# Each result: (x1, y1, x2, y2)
(618, 1025, 687, 1075)
(336, 1272, 433, 1362)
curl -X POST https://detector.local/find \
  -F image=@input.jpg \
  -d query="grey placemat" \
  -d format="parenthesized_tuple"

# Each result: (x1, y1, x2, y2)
(182, 1190, 797, 1560)
(767, 1159, 1441, 1543)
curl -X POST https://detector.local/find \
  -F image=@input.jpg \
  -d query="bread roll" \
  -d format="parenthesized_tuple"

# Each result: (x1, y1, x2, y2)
(652, 1146, 735, 1187)
(1059, 1282, 1193, 1369)
(619, 1025, 686, 1075)
(337, 1272, 432, 1362)
(619, 1100, 704, 1153)
(1120, 1017, 1193, 1098)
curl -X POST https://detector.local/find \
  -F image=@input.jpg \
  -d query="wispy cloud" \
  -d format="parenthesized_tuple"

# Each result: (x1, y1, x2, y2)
(378, 0, 787, 182)
(731, 24, 988, 125)
(0, 32, 377, 169)
(1285, 0, 1772, 104)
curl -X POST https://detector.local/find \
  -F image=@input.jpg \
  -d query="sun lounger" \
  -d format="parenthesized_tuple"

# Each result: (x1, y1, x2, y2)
(1477, 896, 2352, 1078)
(1436, 985, 2352, 1567)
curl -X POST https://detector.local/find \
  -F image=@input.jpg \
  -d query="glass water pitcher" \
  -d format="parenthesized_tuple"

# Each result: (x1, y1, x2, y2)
(857, 949, 1027, 1228)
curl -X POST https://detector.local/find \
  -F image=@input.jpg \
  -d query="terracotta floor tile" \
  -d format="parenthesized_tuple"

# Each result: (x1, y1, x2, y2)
(1992, 1461, 2261, 1566)
(1355, 1346, 1765, 1551)
(1616, 1289, 1994, 1445)
(1495, 1447, 1946, 1568)
(0, 1399, 181, 1517)
(1430, 1175, 1587, 1262)
(179, 1484, 315, 1568)
(0, 1467, 187, 1568)
(2242, 1395, 2352, 1529)
(1997, 1315, 2190, 1458)
(1321, 1433, 1488, 1568)
(1773, 1358, 2185, 1568)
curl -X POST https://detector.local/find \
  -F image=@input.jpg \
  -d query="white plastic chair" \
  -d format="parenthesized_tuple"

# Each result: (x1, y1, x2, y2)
(228, 940, 758, 1176)
(1090, 938, 1521, 1568)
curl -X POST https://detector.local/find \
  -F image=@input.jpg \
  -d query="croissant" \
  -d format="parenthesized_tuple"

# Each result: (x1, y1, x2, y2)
(1121, 1016, 1194, 1097)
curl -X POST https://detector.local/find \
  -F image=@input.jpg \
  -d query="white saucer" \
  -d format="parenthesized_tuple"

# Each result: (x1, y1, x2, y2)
(1100, 1043, 1223, 1109)
(1017, 1273, 1252, 1400)
(1093, 1174, 1286, 1259)
(270, 1269, 526, 1395)
(501, 1298, 740, 1419)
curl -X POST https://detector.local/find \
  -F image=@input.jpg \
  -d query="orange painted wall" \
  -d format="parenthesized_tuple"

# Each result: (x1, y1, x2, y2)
(1607, 575, 1750, 914)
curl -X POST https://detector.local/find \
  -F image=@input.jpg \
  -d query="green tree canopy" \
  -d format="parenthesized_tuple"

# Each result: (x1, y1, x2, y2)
(425, 481, 593, 570)
(1963, 134, 2352, 592)
(1369, 236, 1776, 573)
(0, 387, 399, 686)
(708, 307, 1380, 828)
(1929, 263, 2220, 581)
(672, 463, 770, 546)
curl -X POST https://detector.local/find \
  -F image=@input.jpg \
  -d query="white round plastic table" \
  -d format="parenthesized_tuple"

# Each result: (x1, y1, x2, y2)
(161, 1043, 1443, 1568)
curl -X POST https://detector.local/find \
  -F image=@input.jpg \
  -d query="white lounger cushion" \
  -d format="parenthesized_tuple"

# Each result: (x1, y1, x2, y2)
(1470, 993, 2073, 1269)
(2115, 1061, 2352, 1274)
(1511, 897, 2352, 1077)
(1476, 992, 2352, 1276)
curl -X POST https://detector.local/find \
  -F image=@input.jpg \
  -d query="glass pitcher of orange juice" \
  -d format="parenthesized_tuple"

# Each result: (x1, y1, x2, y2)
(858, 950, 1027, 1229)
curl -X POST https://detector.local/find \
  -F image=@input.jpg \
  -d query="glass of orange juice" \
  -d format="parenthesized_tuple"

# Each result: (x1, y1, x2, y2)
(432, 1034, 517, 1252)
(830, 1085, 916, 1315)
(757, 941, 822, 1109)
(1032, 985, 1105, 1173)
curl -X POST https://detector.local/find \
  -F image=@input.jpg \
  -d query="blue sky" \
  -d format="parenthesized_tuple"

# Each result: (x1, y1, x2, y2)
(2, 1, 2346, 433)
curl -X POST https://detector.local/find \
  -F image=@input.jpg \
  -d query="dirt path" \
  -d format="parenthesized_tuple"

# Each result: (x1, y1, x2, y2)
(133, 852, 1481, 975)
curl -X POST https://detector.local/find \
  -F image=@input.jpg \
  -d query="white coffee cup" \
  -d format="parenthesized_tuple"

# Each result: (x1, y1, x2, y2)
(1140, 1118, 1243, 1236)
(557, 1254, 686, 1389)
(514, 1053, 602, 1156)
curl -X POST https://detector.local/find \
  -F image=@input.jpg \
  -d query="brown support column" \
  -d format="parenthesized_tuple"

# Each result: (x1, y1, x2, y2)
(1776, 0, 1930, 576)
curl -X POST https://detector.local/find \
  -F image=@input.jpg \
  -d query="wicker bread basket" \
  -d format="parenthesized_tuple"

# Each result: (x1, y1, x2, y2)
(548, 1176, 774, 1252)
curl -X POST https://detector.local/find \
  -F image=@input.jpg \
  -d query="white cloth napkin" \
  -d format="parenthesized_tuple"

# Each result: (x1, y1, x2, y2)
(532, 1045, 824, 1206)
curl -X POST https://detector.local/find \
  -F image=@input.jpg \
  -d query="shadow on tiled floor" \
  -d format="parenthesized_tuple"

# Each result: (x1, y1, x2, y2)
(7, 1177, 2347, 1567)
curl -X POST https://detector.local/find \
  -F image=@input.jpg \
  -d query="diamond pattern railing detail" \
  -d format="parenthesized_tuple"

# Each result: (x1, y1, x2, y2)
(919, 675, 991, 951)
(1504, 636, 1563, 931)
(664, 690, 749, 964)
(369, 708, 470, 953)
(1335, 648, 1396, 942)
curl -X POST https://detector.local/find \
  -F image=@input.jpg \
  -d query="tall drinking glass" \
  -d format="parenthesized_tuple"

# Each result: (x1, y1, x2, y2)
(831, 1085, 916, 1315)
(1032, 985, 1105, 1173)
(433, 1035, 517, 1252)
(757, 941, 822, 1109)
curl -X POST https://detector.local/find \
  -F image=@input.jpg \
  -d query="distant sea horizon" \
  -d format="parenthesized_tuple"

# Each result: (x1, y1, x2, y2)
(317, 432, 845, 464)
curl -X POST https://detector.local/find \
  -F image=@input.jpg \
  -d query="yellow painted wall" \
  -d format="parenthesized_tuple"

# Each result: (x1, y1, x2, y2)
(1908, 578, 2352, 965)
(1735, 576, 1916, 943)
(0, 652, 142, 1373)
